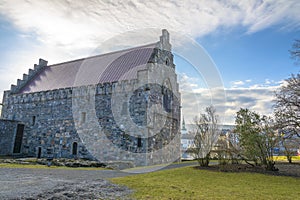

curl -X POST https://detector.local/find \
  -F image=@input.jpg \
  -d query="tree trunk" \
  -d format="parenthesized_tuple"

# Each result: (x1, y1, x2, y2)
(197, 154, 210, 167)
(287, 156, 292, 164)
(266, 160, 278, 171)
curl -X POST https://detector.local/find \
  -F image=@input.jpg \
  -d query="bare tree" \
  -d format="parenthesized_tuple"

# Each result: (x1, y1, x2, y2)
(214, 134, 230, 165)
(274, 74, 300, 138)
(289, 39, 300, 65)
(212, 130, 241, 165)
(224, 131, 242, 164)
(279, 134, 300, 163)
(189, 106, 220, 167)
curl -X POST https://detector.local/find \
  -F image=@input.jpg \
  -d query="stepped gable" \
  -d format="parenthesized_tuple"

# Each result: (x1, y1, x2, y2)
(17, 43, 157, 94)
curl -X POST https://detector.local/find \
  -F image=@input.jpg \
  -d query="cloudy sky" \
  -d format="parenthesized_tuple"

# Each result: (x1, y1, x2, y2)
(0, 0, 299, 124)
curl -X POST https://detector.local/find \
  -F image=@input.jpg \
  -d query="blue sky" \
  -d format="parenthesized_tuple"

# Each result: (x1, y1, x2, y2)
(200, 27, 299, 88)
(0, 0, 299, 124)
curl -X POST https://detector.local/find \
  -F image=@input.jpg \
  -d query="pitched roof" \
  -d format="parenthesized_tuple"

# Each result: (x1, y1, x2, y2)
(19, 43, 157, 94)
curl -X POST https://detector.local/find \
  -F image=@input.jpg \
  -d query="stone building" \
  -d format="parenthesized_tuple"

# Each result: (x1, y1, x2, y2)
(0, 30, 181, 167)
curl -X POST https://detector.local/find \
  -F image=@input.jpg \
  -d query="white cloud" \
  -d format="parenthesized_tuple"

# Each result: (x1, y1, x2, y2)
(265, 79, 272, 85)
(181, 86, 277, 125)
(0, 0, 299, 54)
(179, 73, 279, 124)
(231, 80, 245, 87)
(0, 0, 299, 120)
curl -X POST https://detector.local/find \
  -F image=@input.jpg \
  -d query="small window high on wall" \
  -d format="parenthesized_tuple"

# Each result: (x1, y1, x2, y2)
(32, 116, 36, 126)
(81, 112, 86, 124)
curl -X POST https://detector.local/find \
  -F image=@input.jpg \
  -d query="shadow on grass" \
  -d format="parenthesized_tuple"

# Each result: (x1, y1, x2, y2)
(193, 163, 300, 178)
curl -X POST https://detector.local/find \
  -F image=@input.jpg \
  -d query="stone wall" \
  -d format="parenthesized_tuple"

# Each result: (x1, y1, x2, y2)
(1, 87, 94, 159)
(0, 119, 18, 155)
(1, 74, 180, 166)
(0, 30, 181, 167)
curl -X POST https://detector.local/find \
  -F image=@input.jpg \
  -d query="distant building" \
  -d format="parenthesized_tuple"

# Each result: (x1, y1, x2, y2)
(180, 117, 194, 160)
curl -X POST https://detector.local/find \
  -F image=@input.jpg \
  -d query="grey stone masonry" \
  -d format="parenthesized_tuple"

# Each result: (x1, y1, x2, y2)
(0, 119, 19, 155)
(1, 87, 93, 159)
(0, 29, 181, 167)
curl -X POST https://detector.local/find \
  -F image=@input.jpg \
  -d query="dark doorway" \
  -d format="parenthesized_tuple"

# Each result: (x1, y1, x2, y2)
(37, 147, 42, 158)
(13, 124, 24, 154)
(72, 142, 78, 155)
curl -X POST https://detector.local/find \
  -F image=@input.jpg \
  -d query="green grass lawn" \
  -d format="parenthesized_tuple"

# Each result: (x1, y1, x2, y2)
(111, 166, 300, 200)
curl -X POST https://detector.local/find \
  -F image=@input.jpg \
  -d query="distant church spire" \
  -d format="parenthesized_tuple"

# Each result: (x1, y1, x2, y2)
(182, 116, 187, 131)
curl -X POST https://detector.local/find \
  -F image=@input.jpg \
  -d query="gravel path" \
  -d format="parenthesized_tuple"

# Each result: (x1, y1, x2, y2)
(21, 179, 132, 200)
(0, 168, 131, 199)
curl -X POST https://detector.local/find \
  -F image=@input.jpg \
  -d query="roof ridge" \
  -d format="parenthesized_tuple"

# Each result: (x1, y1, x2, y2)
(49, 42, 157, 67)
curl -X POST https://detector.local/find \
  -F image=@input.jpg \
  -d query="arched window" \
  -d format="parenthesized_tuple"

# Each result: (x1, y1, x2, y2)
(165, 58, 170, 66)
